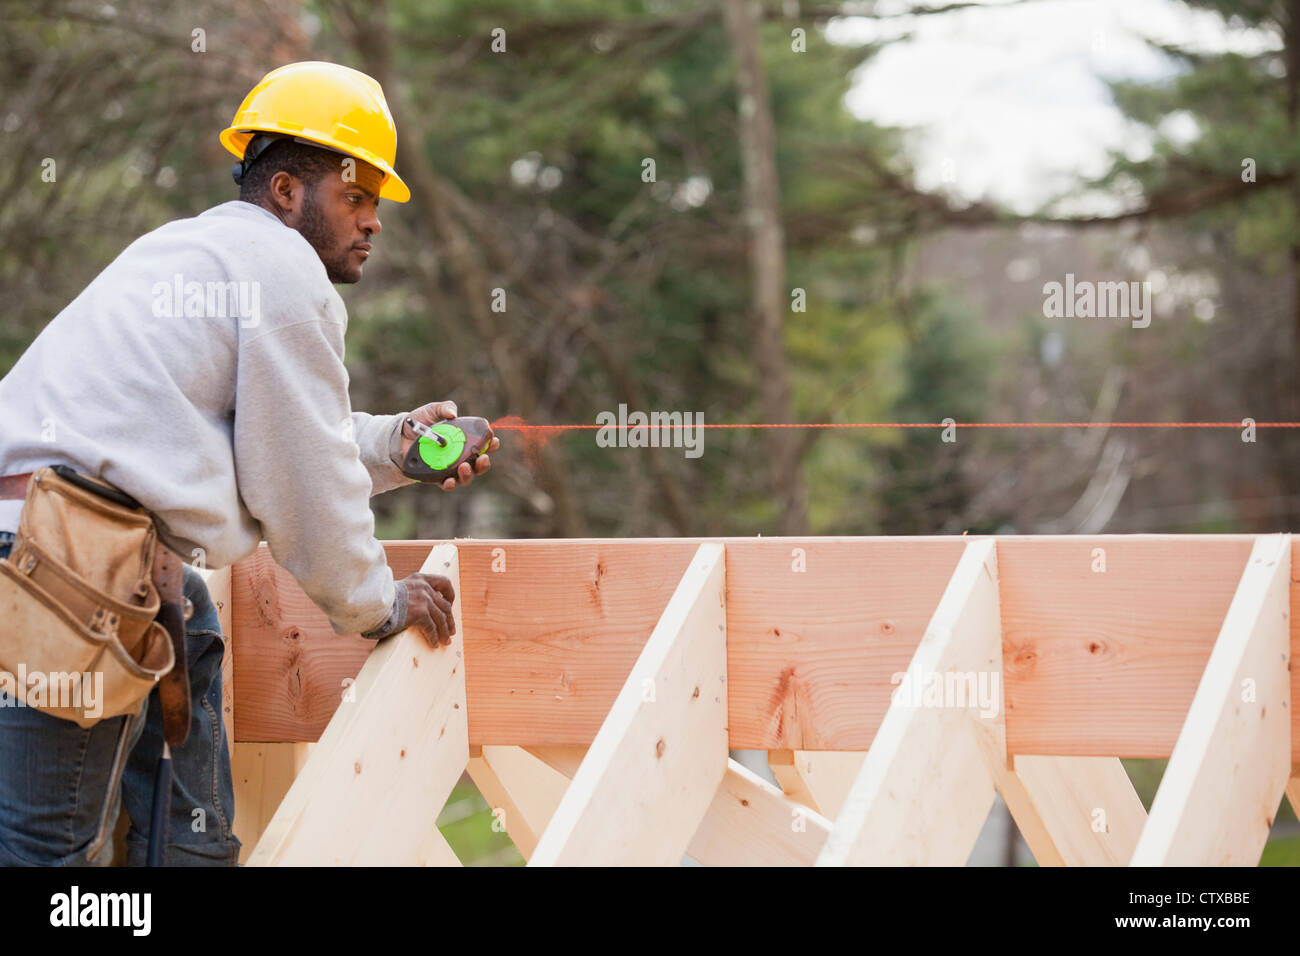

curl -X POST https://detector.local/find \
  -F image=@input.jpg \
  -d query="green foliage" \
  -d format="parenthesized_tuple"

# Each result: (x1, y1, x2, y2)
(877, 299, 995, 532)
(436, 779, 524, 866)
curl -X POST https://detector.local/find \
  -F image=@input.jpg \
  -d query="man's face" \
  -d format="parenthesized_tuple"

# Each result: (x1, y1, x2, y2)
(295, 159, 384, 284)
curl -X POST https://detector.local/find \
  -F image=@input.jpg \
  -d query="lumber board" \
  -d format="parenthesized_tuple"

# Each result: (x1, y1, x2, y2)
(529, 543, 728, 865)
(769, 750, 865, 818)
(768, 749, 817, 809)
(466, 745, 572, 860)
(1293, 536, 1300, 774)
(230, 544, 377, 742)
(230, 535, 1298, 760)
(999, 536, 1259, 759)
(526, 744, 587, 778)
(1130, 534, 1292, 866)
(232, 537, 963, 747)
(818, 540, 1004, 865)
(517, 746, 833, 866)
(230, 742, 312, 864)
(686, 758, 832, 866)
(999, 755, 1146, 866)
(247, 544, 468, 866)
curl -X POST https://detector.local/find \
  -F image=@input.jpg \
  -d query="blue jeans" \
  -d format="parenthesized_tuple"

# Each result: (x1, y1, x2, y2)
(0, 533, 240, 866)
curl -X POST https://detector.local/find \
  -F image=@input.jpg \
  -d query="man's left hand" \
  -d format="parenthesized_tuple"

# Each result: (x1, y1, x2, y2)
(399, 401, 499, 491)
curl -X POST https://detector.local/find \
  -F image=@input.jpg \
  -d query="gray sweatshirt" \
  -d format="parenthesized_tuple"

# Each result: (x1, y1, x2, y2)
(0, 200, 418, 637)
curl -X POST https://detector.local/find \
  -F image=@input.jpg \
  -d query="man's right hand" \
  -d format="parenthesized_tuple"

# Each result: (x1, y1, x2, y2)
(401, 572, 457, 648)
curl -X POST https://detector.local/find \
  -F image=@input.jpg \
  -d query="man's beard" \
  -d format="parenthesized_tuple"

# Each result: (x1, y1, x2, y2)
(298, 185, 358, 284)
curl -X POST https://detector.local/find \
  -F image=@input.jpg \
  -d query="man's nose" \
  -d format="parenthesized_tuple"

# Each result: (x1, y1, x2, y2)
(361, 207, 382, 236)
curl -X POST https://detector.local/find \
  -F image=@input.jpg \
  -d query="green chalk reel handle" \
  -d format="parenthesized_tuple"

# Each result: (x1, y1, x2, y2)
(400, 416, 494, 483)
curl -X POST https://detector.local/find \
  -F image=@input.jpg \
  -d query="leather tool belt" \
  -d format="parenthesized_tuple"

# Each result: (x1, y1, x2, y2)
(0, 467, 189, 743)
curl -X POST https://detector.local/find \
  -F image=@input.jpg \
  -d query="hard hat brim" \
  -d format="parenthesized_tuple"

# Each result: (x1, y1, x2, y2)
(220, 125, 410, 203)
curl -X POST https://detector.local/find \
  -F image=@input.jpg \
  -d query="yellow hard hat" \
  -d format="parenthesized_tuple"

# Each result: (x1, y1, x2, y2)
(220, 61, 410, 203)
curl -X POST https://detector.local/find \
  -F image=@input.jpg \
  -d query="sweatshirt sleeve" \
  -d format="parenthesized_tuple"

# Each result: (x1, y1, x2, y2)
(350, 411, 419, 497)
(233, 318, 397, 636)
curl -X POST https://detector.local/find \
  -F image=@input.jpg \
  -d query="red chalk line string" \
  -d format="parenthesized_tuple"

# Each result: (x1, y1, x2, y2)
(492, 421, 1300, 431)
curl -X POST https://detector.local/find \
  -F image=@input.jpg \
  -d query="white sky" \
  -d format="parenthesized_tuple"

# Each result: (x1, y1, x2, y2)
(828, 0, 1282, 213)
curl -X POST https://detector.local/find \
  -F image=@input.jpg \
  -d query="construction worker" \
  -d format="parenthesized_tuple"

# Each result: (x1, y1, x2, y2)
(0, 61, 496, 866)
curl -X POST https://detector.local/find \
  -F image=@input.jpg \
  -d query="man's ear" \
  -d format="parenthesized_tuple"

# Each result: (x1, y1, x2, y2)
(267, 170, 301, 217)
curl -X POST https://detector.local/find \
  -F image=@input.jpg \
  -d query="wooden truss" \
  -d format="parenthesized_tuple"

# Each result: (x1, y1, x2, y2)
(210, 534, 1297, 866)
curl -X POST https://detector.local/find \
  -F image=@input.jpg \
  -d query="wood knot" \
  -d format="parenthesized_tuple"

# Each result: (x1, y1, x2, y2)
(586, 560, 607, 604)
(655, 738, 666, 758)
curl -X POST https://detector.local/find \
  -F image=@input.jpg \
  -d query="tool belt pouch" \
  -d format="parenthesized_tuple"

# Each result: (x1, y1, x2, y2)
(0, 467, 174, 726)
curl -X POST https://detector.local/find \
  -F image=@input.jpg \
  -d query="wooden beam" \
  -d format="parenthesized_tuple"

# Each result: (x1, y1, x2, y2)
(466, 745, 572, 860)
(1293, 536, 1300, 776)
(194, 565, 234, 758)
(515, 746, 833, 866)
(247, 544, 468, 866)
(232, 537, 965, 748)
(767, 750, 817, 809)
(529, 543, 728, 866)
(231, 535, 1294, 760)
(769, 750, 865, 818)
(1131, 534, 1292, 866)
(522, 741, 1140, 866)
(526, 745, 587, 779)
(999, 535, 1261, 759)
(230, 543, 377, 743)
(686, 759, 832, 866)
(818, 540, 1003, 866)
(998, 755, 1147, 866)
(230, 742, 313, 863)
